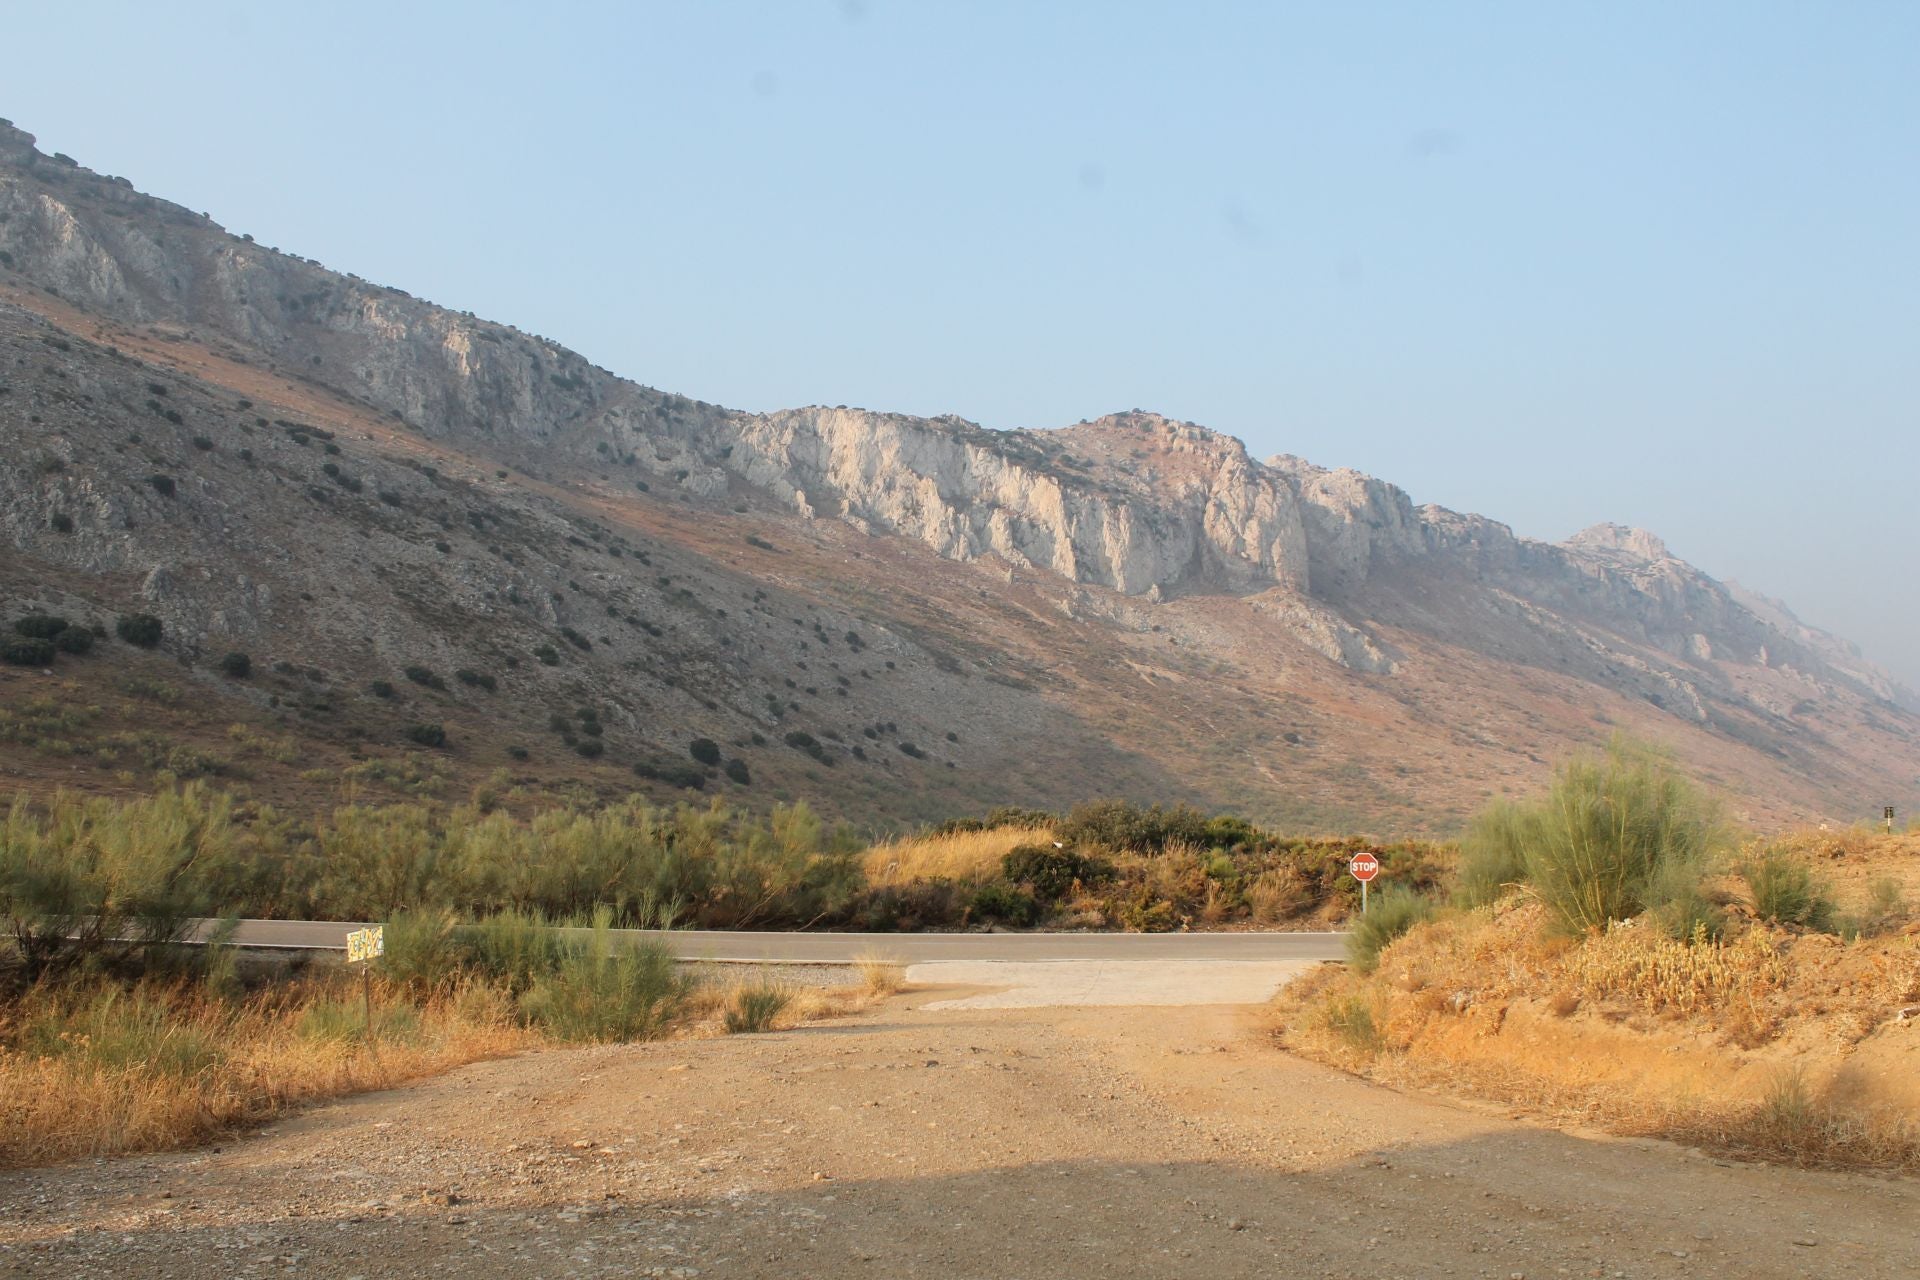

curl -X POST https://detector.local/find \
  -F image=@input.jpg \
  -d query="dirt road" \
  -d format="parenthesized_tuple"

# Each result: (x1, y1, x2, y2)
(3, 981, 1914, 1279)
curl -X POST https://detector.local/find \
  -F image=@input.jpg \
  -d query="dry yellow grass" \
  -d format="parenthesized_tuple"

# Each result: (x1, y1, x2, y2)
(0, 978, 533, 1168)
(3, 964, 895, 1168)
(1566, 919, 1788, 1014)
(859, 823, 1054, 888)
(681, 972, 879, 1035)
(853, 949, 907, 995)
(1273, 893, 1920, 1171)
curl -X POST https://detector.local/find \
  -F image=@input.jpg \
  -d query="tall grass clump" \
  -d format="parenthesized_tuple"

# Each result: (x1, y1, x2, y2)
(1345, 886, 1438, 973)
(1456, 738, 1725, 935)
(722, 981, 791, 1034)
(1740, 850, 1837, 930)
(0, 785, 240, 978)
(518, 912, 688, 1043)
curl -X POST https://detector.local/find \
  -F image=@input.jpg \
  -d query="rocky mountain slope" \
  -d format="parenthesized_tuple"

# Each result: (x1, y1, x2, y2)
(2, 117, 1914, 831)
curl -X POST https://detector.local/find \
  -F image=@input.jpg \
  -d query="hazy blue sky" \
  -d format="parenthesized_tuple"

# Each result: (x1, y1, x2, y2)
(9, 3, 1917, 683)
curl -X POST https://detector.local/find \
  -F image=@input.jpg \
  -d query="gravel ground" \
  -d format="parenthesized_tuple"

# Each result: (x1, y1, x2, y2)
(2, 986, 1915, 1278)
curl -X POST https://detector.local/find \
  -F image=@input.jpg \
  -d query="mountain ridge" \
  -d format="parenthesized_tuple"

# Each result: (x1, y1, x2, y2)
(3, 116, 1914, 830)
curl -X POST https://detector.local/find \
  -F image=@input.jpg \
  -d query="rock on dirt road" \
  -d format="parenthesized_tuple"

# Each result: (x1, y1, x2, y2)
(2, 978, 1915, 1279)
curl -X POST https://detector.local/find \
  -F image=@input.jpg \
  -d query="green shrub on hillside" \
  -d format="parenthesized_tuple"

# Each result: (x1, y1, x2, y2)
(969, 881, 1038, 926)
(1455, 738, 1724, 936)
(2, 638, 56, 666)
(1002, 844, 1115, 902)
(688, 738, 721, 767)
(1345, 886, 1438, 972)
(116, 614, 163, 648)
(1741, 851, 1837, 930)
(218, 652, 251, 678)
(13, 615, 69, 640)
(1057, 799, 1211, 854)
(53, 628, 93, 655)
(634, 759, 704, 788)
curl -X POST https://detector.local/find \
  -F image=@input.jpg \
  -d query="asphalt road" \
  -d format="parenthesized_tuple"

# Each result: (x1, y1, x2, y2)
(191, 918, 1345, 963)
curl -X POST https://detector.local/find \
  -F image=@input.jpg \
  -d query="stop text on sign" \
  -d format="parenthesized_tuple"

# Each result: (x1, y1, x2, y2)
(1349, 853, 1381, 883)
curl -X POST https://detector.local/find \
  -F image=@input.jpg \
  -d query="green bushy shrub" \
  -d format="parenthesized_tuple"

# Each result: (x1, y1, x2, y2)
(1454, 738, 1723, 935)
(2, 638, 55, 666)
(688, 738, 721, 766)
(13, 614, 68, 640)
(1057, 799, 1211, 854)
(969, 881, 1038, 926)
(1001, 844, 1115, 902)
(53, 627, 93, 655)
(633, 759, 703, 788)
(407, 723, 446, 748)
(116, 613, 163, 647)
(723, 983, 790, 1034)
(519, 919, 686, 1043)
(848, 879, 962, 931)
(218, 651, 251, 678)
(1345, 886, 1437, 973)
(0, 785, 239, 978)
(723, 758, 752, 786)
(1741, 851, 1837, 930)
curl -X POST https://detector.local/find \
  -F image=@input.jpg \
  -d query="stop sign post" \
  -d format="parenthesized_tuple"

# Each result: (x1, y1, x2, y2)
(1349, 852, 1381, 914)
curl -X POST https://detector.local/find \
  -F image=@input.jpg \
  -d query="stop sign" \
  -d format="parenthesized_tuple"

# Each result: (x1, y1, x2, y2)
(1349, 852, 1381, 883)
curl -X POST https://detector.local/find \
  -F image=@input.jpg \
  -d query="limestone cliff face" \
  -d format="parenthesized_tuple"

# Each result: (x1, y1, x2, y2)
(0, 120, 675, 451)
(710, 408, 1311, 597)
(0, 119, 1906, 706)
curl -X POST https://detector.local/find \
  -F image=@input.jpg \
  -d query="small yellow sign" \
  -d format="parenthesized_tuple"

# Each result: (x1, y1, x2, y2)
(346, 926, 385, 964)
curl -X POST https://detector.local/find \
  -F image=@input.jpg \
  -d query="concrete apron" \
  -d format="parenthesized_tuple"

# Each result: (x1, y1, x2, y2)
(907, 959, 1320, 1009)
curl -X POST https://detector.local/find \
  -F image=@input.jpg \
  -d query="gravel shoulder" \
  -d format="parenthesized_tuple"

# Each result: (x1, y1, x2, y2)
(2, 980, 1915, 1279)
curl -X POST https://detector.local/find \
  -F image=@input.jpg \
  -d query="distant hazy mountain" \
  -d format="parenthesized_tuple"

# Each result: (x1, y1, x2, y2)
(3, 117, 1913, 830)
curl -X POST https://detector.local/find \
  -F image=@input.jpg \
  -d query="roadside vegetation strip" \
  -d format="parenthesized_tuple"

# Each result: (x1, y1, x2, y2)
(1, 782, 1415, 1169)
(1, 787, 1449, 958)
(1275, 736, 1920, 1172)
(0, 918, 891, 1169)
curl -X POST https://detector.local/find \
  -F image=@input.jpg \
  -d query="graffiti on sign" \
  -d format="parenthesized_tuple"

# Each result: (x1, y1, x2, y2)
(346, 926, 385, 964)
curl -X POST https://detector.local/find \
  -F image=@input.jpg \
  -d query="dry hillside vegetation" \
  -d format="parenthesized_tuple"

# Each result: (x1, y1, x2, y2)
(1276, 745, 1920, 1171)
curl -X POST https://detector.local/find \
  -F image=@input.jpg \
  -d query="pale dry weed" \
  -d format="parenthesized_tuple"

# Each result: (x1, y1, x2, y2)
(860, 824, 1054, 888)
(853, 949, 907, 995)
(1566, 920, 1787, 1014)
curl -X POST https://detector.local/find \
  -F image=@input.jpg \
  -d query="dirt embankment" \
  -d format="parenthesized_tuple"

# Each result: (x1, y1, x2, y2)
(4, 988, 1918, 1278)
(1275, 882, 1920, 1169)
